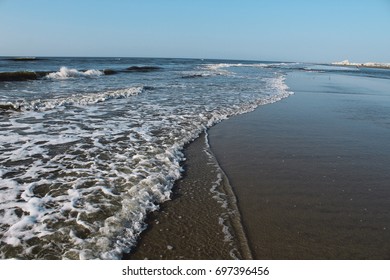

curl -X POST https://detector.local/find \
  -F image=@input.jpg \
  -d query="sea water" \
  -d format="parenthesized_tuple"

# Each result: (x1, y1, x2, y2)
(1, 57, 387, 259)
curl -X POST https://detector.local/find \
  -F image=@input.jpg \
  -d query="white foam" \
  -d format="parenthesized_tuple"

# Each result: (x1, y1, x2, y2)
(181, 71, 212, 78)
(10, 86, 144, 111)
(45, 67, 103, 79)
(202, 130, 252, 260)
(204, 63, 268, 71)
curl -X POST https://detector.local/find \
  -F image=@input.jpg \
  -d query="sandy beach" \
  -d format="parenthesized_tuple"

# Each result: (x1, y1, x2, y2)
(125, 133, 251, 260)
(127, 70, 390, 260)
(209, 71, 390, 259)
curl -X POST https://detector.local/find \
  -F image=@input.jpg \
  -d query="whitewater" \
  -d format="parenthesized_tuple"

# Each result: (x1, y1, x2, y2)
(0, 57, 296, 259)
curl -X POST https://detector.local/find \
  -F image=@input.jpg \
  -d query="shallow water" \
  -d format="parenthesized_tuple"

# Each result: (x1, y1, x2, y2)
(126, 133, 252, 260)
(0, 57, 292, 259)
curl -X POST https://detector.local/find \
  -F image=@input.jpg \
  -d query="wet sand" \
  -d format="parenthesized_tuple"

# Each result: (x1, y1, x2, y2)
(124, 133, 251, 260)
(125, 70, 390, 259)
(208, 71, 390, 259)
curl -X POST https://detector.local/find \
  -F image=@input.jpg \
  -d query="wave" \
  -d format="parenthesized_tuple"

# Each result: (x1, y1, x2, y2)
(204, 63, 269, 71)
(102, 69, 118, 75)
(125, 66, 162, 72)
(203, 62, 301, 72)
(0, 68, 103, 82)
(0, 103, 22, 113)
(0, 86, 144, 112)
(4, 57, 44, 61)
(201, 62, 290, 76)
(1, 66, 163, 82)
(181, 72, 212, 79)
(0, 71, 48, 82)
(45, 67, 103, 79)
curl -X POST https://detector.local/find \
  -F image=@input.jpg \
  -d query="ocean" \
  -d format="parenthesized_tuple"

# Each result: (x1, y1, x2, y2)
(0, 57, 389, 259)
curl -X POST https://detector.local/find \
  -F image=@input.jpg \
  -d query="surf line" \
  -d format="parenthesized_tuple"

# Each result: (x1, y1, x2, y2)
(203, 129, 253, 260)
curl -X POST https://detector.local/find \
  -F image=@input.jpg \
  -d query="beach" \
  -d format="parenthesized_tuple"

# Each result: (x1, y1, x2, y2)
(128, 70, 390, 259)
(125, 133, 251, 260)
(1, 57, 389, 259)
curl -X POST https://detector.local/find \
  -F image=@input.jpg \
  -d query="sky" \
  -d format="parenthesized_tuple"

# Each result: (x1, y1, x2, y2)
(0, 0, 389, 63)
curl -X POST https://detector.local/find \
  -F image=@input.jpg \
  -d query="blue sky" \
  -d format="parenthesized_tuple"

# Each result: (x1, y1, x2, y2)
(0, 0, 389, 62)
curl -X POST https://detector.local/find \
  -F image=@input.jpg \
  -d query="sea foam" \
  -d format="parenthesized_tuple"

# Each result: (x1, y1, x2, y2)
(45, 67, 103, 79)
(0, 86, 144, 112)
(0, 60, 293, 260)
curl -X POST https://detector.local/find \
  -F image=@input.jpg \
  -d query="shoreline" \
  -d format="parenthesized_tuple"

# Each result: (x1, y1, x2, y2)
(124, 132, 252, 260)
(208, 71, 390, 259)
(124, 70, 390, 259)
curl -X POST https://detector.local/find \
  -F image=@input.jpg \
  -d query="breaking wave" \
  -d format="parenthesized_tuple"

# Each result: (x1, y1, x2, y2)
(0, 87, 144, 112)
(181, 72, 212, 79)
(45, 67, 103, 79)
(0, 66, 163, 82)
